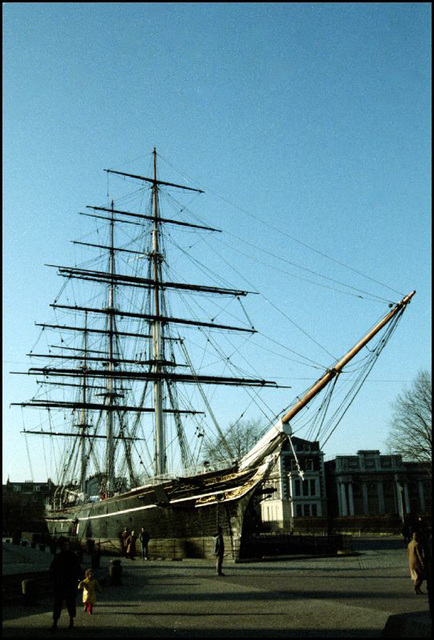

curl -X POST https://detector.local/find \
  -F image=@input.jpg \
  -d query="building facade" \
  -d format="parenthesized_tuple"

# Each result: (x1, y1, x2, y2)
(325, 450, 431, 519)
(2, 479, 55, 537)
(258, 442, 431, 533)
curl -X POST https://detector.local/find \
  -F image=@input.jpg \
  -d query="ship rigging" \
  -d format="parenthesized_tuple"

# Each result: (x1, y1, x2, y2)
(11, 149, 415, 558)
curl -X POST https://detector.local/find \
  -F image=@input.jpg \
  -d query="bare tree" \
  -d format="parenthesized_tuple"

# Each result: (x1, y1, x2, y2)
(203, 419, 265, 465)
(386, 370, 432, 473)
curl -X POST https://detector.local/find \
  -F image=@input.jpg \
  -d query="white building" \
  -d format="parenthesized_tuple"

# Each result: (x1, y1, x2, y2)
(260, 436, 327, 531)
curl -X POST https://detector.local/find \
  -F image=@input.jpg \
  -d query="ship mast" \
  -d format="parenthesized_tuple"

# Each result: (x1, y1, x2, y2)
(11, 150, 303, 495)
(151, 148, 166, 476)
(78, 312, 89, 494)
(105, 201, 116, 495)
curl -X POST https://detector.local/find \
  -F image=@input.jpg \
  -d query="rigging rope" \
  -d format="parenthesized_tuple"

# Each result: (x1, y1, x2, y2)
(291, 308, 406, 447)
(179, 338, 233, 459)
(156, 154, 404, 299)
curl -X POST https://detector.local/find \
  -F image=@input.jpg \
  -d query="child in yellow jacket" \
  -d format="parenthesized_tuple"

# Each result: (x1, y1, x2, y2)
(78, 568, 102, 614)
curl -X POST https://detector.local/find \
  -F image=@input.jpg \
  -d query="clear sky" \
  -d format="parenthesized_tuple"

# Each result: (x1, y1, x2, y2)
(3, 3, 431, 483)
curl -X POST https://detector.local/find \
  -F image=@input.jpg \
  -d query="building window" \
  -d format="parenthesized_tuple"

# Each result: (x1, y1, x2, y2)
(310, 479, 316, 497)
(294, 503, 319, 517)
(13, 485, 22, 492)
(295, 478, 318, 497)
(281, 476, 289, 499)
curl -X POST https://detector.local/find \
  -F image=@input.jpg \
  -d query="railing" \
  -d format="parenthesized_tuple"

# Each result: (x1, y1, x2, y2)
(137, 458, 237, 487)
(240, 532, 353, 559)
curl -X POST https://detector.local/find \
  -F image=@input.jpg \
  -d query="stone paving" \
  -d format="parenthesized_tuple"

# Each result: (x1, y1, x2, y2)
(2, 537, 431, 637)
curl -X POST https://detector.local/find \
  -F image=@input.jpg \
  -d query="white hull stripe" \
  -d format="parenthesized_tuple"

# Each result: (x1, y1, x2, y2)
(46, 462, 270, 525)
(46, 479, 262, 524)
(46, 486, 237, 523)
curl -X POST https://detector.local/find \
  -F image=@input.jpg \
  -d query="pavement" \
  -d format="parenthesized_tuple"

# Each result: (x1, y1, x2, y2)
(2, 537, 431, 638)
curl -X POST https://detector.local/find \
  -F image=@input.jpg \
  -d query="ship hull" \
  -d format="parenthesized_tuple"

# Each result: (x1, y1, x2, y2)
(45, 461, 272, 560)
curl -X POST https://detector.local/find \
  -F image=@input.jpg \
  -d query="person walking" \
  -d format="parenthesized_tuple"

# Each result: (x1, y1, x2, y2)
(78, 568, 102, 615)
(49, 538, 82, 631)
(126, 530, 137, 560)
(402, 519, 412, 545)
(120, 527, 130, 557)
(139, 528, 150, 560)
(408, 531, 426, 594)
(213, 526, 225, 576)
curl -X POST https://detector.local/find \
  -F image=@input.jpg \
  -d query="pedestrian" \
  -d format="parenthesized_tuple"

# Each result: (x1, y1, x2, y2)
(408, 531, 426, 594)
(402, 519, 411, 545)
(49, 537, 82, 631)
(213, 526, 225, 576)
(414, 515, 428, 547)
(424, 530, 432, 618)
(126, 530, 137, 560)
(120, 527, 130, 557)
(78, 568, 102, 615)
(139, 527, 150, 560)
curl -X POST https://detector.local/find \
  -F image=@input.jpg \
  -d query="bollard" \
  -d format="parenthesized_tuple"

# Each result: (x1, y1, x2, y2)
(110, 559, 122, 585)
(22, 579, 38, 605)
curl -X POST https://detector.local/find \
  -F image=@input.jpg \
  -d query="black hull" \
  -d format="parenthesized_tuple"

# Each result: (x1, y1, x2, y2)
(45, 464, 269, 560)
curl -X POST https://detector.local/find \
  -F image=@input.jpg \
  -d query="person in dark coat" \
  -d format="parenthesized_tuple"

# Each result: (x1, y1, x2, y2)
(139, 528, 150, 560)
(49, 538, 82, 630)
(402, 520, 412, 545)
(213, 526, 225, 576)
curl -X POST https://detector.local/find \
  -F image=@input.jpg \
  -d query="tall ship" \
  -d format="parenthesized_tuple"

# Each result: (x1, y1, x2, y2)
(13, 149, 415, 560)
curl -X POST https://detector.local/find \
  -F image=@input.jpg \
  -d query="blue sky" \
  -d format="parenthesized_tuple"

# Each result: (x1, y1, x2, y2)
(3, 3, 431, 482)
